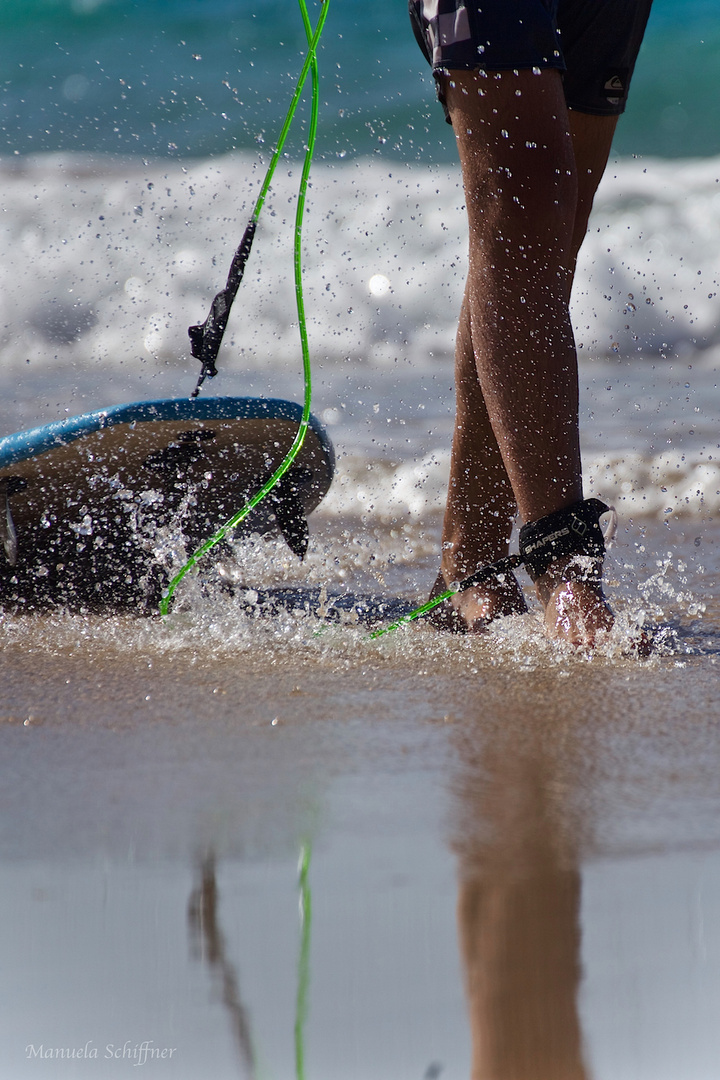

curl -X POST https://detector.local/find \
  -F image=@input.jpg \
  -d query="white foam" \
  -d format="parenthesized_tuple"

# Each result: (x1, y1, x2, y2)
(573, 156, 720, 358)
(2, 151, 718, 520)
(1, 152, 718, 380)
(316, 446, 720, 523)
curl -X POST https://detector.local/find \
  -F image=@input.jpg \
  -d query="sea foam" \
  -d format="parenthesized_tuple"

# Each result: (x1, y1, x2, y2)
(1, 151, 718, 520)
(1, 152, 718, 377)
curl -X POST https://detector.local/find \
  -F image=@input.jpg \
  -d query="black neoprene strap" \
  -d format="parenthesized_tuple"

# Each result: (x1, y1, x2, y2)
(518, 498, 610, 581)
(189, 219, 257, 398)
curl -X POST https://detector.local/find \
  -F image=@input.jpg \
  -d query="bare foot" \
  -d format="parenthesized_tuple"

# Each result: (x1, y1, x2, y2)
(427, 570, 527, 634)
(535, 559, 614, 647)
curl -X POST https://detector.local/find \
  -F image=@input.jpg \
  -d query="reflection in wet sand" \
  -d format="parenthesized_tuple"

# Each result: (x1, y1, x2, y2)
(454, 720, 588, 1080)
(188, 846, 312, 1080)
(188, 852, 256, 1078)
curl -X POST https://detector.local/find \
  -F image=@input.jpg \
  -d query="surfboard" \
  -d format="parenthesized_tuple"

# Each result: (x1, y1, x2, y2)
(217, 583, 416, 626)
(0, 397, 334, 611)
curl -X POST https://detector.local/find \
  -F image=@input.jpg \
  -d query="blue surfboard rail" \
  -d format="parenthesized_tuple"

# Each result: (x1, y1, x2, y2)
(0, 396, 335, 475)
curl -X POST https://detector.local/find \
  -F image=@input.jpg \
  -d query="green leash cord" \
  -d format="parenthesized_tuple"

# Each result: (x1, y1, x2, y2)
(368, 553, 524, 640)
(295, 842, 312, 1080)
(368, 592, 453, 640)
(160, 0, 329, 616)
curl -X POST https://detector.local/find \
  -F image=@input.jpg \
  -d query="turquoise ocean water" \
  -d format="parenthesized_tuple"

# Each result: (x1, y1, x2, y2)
(2, 0, 719, 162)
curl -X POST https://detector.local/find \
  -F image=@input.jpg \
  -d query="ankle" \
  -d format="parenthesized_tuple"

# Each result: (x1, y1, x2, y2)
(429, 568, 527, 633)
(519, 497, 614, 588)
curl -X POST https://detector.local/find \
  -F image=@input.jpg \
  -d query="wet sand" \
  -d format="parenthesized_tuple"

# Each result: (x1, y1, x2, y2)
(1, 340, 719, 1077)
(1, 508, 719, 1078)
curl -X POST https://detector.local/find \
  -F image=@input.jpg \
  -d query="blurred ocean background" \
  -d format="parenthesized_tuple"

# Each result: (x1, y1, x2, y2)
(2, 0, 718, 160)
(1, 0, 719, 521)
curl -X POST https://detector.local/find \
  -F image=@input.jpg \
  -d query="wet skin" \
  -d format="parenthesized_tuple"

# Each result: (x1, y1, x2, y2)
(433, 68, 618, 645)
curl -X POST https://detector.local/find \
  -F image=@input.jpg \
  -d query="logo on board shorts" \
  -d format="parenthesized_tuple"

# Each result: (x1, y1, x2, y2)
(602, 70, 628, 106)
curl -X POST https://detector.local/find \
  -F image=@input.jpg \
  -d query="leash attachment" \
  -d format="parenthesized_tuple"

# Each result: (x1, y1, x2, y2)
(370, 499, 616, 639)
(160, 0, 329, 616)
(518, 497, 613, 581)
(189, 219, 257, 398)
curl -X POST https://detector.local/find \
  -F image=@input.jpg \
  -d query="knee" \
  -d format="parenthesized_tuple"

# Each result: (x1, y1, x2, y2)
(465, 146, 578, 261)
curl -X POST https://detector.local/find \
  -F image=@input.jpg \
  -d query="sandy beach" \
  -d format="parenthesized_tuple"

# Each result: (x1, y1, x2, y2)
(1, 496, 719, 1077)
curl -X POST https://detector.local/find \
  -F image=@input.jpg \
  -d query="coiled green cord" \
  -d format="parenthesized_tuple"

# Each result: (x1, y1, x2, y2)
(160, 0, 328, 616)
(295, 842, 312, 1080)
(159, 0, 472, 641)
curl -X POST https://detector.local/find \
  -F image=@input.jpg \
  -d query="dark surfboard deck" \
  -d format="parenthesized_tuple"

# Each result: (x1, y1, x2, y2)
(0, 397, 334, 611)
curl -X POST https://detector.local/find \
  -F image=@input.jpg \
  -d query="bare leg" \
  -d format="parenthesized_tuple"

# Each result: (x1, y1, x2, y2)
(436, 69, 618, 644)
(431, 292, 527, 631)
(567, 110, 619, 275)
(536, 109, 619, 644)
(447, 69, 581, 516)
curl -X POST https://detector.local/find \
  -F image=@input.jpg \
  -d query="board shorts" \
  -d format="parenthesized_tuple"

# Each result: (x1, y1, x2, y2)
(409, 0, 653, 119)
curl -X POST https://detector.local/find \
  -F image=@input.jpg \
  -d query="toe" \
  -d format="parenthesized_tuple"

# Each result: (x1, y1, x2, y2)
(544, 581, 614, 647)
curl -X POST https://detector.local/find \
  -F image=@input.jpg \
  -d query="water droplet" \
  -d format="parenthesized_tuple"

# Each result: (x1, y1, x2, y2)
(73, 514, 93, 536)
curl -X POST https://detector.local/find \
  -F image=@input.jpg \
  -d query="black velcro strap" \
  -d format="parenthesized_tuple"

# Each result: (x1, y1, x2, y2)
(518, 498, 610, 582)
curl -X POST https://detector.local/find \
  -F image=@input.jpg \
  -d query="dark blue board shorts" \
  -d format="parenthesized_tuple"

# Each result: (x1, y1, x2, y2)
(409, 0, 653, 119)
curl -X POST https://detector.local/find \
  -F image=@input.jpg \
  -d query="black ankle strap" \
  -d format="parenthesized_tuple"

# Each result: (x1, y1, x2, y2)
(518, 498, 612, 582)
